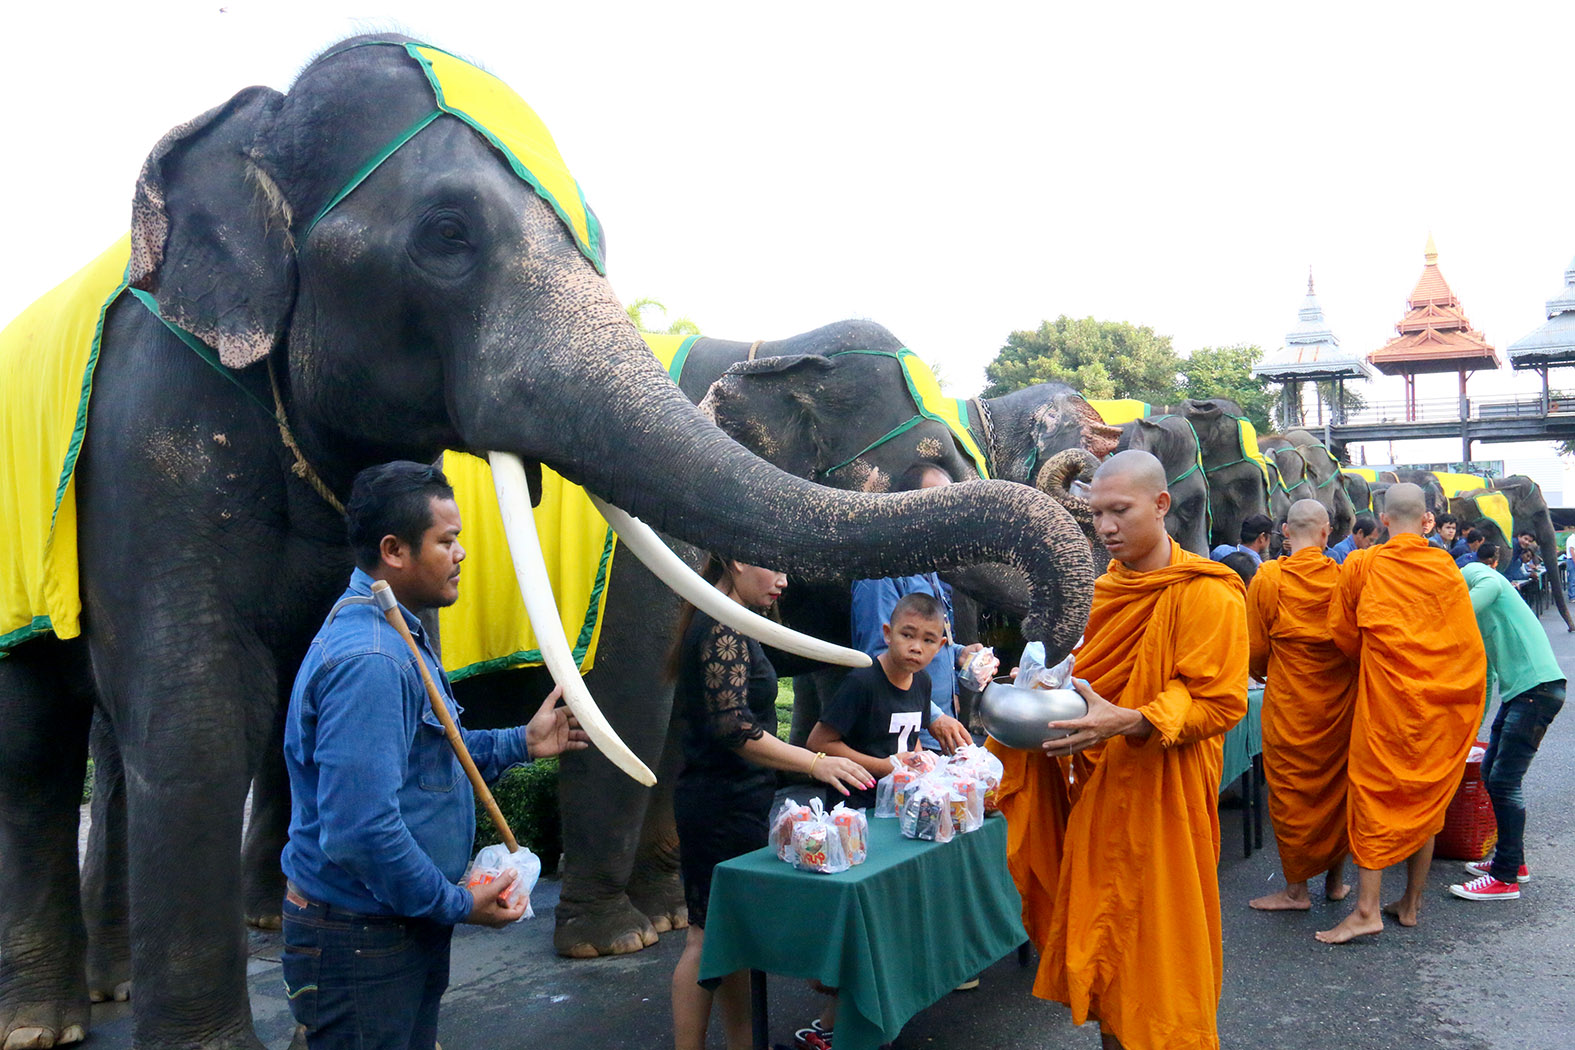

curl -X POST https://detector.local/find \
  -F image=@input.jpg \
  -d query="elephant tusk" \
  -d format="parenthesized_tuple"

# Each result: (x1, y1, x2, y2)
(587, 495, 874, 670)
(488, 452, 656, 787)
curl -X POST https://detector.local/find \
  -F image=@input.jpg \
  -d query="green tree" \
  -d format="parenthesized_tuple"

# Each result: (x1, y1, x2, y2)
(982, 316, 1182, 402)
(625, 297, 700, 336)
(1178, 344, 1276, 432)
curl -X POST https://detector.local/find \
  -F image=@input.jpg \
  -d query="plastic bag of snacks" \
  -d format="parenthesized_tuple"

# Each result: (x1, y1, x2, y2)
(827, 801, 869, 864)
(464, 843, 543, 920)
(902, 749, 940, 774)
(941, 770, 986, 834)
(874, 759, 916, 818)
(786, 798, 851, 874)
(959, 646, 1000, 692)
(1014, 640, 1078, 691)
(898, 774, 956, 843)
(769, 797, 815, 859)
(947, 743, 1006, 812)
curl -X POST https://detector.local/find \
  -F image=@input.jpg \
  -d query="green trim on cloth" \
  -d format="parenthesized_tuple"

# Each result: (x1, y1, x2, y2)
(48, 271, 126, 537)
(301, 110, 442, 239)
(820, 348, 990, 480)
(447, 521, 616, 682)
(0, 616, 54, 652)
(666, 334, 700, 383)
(125, 290, 275, 418)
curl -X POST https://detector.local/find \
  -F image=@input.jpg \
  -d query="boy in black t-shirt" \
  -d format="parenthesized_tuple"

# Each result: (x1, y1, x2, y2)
(809, 591, 948, 809)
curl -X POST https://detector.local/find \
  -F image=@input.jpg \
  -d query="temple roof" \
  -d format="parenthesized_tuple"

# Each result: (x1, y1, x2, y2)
(1253, 269, 1374, 381)
(1368, 237, 1500, 375)
(1506, 254, 1575, 368)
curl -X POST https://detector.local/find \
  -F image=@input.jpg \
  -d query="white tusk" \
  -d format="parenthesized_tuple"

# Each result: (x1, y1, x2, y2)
(488, 452, 656, 786)
(588, 495, 873, 669)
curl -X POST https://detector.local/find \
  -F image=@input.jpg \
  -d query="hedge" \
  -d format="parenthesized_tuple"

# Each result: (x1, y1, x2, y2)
(473, 756, 562, 875)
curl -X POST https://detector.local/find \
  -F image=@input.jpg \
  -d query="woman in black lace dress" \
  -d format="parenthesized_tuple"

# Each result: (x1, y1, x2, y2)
(669, 557, 871, 1050)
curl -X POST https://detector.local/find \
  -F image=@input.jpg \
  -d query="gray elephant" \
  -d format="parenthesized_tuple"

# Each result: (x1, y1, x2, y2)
(0, 36, 1095, 1050)
(1259, 431, 1355, 554)
(1151, 398, 1273, 551)
(1450, 476, 1575, 631)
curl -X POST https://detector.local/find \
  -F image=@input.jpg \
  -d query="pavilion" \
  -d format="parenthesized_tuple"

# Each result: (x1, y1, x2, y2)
(1252, 269, 1372, 428)
(1368, 236, 1500, 421)
(1506, 253, 1575, 413)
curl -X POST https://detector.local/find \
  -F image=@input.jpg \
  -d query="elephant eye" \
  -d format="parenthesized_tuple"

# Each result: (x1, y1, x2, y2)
(418, 209, 474, 256)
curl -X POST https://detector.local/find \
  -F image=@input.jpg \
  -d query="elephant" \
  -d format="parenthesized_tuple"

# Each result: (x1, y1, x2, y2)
(1451, 476, 1575, 632)
(0, 35, 1096, 1050)
(1259, 431, 1355, 555)
(1151, 398, 1272, 552)
(1113, 416, 1212, 554)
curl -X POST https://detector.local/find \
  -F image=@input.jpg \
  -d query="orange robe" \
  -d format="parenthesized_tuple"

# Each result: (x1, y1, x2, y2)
(1035, 540, 1248, 1050)
(986, 743, 1073, 951)
(1246, 547, 1358, 883)
(1328, 533, 1487, 870)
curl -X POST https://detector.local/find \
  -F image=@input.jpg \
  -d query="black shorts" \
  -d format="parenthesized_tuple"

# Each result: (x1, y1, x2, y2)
(673, 775, 774, 929)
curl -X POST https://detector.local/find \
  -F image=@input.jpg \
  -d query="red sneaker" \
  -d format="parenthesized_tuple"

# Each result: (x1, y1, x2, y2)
(1449, 874, 1521, 901)
(1464, 859, 1530, 882)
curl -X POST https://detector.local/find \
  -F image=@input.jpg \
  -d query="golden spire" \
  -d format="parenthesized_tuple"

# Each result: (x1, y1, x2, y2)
(1425, 232, 1438, 264)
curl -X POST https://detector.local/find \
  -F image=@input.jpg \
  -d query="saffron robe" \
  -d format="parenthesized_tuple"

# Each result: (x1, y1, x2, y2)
(1328, 532, 1487, 870)
(1246, 547, 1358, 883)
(985, 743, 1075, 951)
(1035, 540, 1248, 1050)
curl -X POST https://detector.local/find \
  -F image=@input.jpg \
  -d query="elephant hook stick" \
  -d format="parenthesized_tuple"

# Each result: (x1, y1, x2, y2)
(371, 579, 519, 853)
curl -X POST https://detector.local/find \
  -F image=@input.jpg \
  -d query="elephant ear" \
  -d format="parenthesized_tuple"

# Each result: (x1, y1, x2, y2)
(129, 86, 293, 369)
(704, 354, 840, 478)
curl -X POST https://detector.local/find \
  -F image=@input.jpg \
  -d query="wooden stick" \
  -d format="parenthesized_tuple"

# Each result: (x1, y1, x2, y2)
(371, 580, 519, 853)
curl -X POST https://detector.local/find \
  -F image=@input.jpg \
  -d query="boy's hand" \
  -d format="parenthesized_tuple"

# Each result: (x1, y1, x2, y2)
(525, 685, 590, 759)
(466, 868, 527, 927)
(928, 714, 972, 754)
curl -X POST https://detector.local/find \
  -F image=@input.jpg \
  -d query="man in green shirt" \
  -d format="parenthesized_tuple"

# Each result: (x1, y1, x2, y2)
(1451, 543, 1566, 901)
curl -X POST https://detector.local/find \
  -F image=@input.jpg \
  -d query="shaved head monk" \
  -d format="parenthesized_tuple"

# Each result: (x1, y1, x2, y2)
(1316, 482, 1487, 944)
(1246, 499, 1358, 912)
(1032, 449, 1248, 1050)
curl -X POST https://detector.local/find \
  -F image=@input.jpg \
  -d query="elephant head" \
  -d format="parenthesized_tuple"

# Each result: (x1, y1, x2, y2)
(1114, 417, 1211, 554)
(1452, 475, 1575, 632)
(974, 382, 1122, 486)
(126, 35, 1095, 776)
(1156, 398, 1271, 551)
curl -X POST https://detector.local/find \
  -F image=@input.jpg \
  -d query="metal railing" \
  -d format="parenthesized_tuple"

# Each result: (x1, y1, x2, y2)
(1336, 393, 1574, 426)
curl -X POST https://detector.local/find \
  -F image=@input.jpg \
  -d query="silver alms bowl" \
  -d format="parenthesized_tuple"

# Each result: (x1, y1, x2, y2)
(979, 682, 1088, 751)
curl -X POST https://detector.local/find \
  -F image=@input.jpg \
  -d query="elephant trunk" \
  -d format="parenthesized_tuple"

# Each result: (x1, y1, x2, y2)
(1531, 512, 1575, 632)
(461, 304, 1095, 663)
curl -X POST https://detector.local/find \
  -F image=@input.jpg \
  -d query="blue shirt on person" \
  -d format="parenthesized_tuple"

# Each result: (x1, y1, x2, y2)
(282, 568, 531, 924)
(1326, 534, 1358, 565)
(851, 573, 965, 750)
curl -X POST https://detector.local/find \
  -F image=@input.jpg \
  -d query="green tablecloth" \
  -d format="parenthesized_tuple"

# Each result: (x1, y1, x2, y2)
(1220, 685, 1264, 788)
(698, 814, 1024, 1050)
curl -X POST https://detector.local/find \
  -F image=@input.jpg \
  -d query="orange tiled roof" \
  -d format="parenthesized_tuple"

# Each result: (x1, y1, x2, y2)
(1368, 239, 1500, 375)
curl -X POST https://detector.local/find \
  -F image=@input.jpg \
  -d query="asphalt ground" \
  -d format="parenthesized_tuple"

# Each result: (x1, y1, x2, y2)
(83, 616, 1575, 1049)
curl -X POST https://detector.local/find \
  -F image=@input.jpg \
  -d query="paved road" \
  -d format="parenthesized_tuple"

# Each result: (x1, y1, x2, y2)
(84, 619, 1575, 1049)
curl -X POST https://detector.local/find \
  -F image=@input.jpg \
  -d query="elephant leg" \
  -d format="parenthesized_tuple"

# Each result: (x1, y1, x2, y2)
(553, 558, 679, 958)
(241, 701, 290, 931)
(624, 716, 687, 934)
(82, 714, 131, 1005)
(0, 638, 94, 1050)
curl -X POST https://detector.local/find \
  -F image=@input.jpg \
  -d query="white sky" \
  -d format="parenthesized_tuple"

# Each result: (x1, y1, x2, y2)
(9, 1, 1575, 471)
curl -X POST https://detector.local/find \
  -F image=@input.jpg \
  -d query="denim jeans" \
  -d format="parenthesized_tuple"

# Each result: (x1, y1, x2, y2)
(1481, 680, 1565, 883)
(281, 891, 454, 1050)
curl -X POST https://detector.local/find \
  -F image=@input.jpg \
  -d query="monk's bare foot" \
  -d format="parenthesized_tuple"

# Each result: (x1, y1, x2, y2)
(1381, 900, 1419, 927)
(1325, 880, 1351, 901)
(1314, 911, 1383, 944)
(1250, 890, 1312, 911)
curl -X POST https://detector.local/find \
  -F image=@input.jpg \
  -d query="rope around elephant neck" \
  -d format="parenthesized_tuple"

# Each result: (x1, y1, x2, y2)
(969, 397, 1000, 478)
(268, 358, 347, 517)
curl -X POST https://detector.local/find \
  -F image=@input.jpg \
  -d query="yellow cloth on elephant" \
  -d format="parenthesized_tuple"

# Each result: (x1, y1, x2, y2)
(1086, 399, 1151, 425)
(1472, 491, 1513, 542)
(1234, 416, 1274, 490)
(434, 333, 693, 679)
(0, 236, 130, 651)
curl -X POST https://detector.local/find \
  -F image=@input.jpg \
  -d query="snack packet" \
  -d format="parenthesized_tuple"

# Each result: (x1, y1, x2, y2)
(786, 798, 851, 873)
(874, 757, 919, 818)
(769, 797, 815, 859)
(959, 646, 1000, 692)
(900, 749, 940, 774)
(898, 773, 956, 843)
(463, 843, 543, 920)
(1014, 640, 1079, 691)
(828, 802, 869, 864)
(944, 771, 986, 833)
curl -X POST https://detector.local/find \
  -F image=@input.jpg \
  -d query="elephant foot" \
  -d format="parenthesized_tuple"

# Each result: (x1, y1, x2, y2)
(85, 930, 131, 1004)
(243, 870, 285, 931)
(626, 868, 688, 935)
(0, 998, 89, 1050)
(552, 897, 660, 958)
(244, 910, 282, 932)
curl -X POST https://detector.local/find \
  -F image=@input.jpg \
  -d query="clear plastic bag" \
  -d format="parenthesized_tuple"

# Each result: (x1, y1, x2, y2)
(785, 798, 851, 873)
(941, 771, 985, 834)
(463, 843, 543, 920)
(1014, 640, 1078, 691)
(827, 801, 869, 865)
(769, 797, 815, 859)
(960, 646, 1000, 692)
(898, 773, 956, 843)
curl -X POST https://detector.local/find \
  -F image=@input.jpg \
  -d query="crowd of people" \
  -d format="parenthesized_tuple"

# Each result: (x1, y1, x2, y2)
(271, 456, 1566, 1050)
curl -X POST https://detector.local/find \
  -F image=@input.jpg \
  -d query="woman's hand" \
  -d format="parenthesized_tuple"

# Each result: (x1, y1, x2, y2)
(808, 752, 875, 797)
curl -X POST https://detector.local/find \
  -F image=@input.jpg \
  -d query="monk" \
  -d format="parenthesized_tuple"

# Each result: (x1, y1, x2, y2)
(1034, 450, 1248, 1050)
(985, 744, 1074, 952)
(1247, 499, 1358, 911)
(1316, 483, 1487, 944)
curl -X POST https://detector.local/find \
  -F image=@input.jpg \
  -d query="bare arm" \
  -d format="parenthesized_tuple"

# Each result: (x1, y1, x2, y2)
(807, 722, 892, 779)
(734, 733, 871, 796)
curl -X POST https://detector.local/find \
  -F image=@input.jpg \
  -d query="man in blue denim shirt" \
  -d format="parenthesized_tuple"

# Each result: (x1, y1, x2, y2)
(282, 461, 586, 1049)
